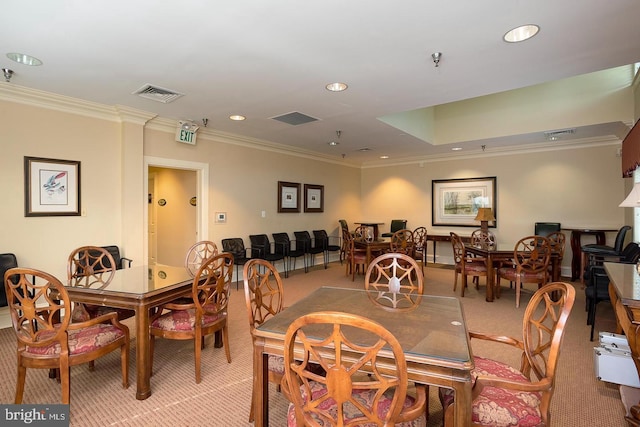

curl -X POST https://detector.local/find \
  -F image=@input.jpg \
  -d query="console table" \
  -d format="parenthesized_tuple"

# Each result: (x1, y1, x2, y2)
(605, 262, 640, 426)
(427, 234, 471, 263)
(563, 227, 618, 281)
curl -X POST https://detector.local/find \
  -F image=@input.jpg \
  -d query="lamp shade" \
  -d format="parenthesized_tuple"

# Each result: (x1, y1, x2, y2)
(474, 207, 496, 222)
(619, 182, 640, 207)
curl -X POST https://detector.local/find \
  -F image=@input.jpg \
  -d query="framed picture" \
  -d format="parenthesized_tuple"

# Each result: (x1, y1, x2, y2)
(304, 184, 324, 213)
(432, 177, 496, 227)
(24, 156, 81, 217)
(278, 181, 301, 213)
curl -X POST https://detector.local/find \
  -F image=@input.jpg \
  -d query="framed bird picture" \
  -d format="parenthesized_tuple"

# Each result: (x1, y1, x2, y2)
(24, 156, 81, 217)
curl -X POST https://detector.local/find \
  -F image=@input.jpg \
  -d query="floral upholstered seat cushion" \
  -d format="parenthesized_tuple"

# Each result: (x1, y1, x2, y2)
(439, 356, 542, 427)
(151, 307, 224, 331)
(268, 354, 284, 375)
(287, 380, 426, 426)
(25, 324, 127, 356)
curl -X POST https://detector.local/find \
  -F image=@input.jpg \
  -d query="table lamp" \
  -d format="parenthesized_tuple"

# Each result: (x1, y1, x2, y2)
(474, 207, 495, 233)
(619, 182, 640, 207)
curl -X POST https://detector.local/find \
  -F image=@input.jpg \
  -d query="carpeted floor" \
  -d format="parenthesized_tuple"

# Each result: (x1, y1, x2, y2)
(0, 262, 628, 426)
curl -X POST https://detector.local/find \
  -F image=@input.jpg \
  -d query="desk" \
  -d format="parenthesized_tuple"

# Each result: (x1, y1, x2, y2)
(354, 222, 384, 240)
(64, 264, 193, 400)
(605, 262, 640, 426)
(353, 238, 391, 266)
(428, 234, 471, 263)
(252, 286, 474, 427)
(465, 243, 562, 302)
(562, 227, 617, 281)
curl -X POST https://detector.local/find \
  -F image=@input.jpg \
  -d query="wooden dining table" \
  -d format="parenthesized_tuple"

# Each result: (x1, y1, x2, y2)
(464, 242, 562, 302)
(353, 237, 391, 266)
(252, 286, 474, 427)
(64, 264, 193, 400)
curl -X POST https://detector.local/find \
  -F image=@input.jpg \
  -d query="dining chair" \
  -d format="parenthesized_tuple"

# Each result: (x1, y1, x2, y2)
(412, 226, 428, 273)
(282, 311, 427, 426)
(242, 259, 285, 422)
(381, 219, 408, 238)
(149, 253, 233, 383)
(496, 235, 551, 308)
(390, 228, 415, 257)
(440, 282, 575, 427)
(364, 252, 424, 311)
(67, 245, 135, 322)
(450, 232, 488, 297)
(5, 267, 130, 404)
(546, 231, 566, 276)
(184, 240, 219, 277)
(342, 228, 367, 281)
(470, 229, 496, 246)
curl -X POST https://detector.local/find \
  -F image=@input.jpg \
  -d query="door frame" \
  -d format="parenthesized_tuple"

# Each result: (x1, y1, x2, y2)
(143, 156, 209, 264)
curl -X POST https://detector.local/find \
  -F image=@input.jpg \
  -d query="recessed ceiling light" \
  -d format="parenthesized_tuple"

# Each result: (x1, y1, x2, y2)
(358, 148, 372, 152)
(6, 52, 42, 66)
(328, 141, 339, 146)
(451, 147, 462, 151)
(325, 82, 348, 92)
(229, 114, 246, 121)
(380, 155, 389, 159)
(503, 24, 540, 43)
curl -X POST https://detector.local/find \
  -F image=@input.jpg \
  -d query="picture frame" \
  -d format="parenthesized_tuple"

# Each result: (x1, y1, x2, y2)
(277, 181, 301, 213)
(432, 176, 496, 227)
(304, 184, 324, 213)
(24, 156, 81, 217)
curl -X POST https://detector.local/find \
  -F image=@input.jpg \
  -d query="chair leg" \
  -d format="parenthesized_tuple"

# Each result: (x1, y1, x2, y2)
(453, 269, 459, 292)
(222, 324, 231, 363)
(121, 339, 129, 389)
(60, 362, 70, 405)
(15, 364, 26, 404)
(515, 277, 522, 308)
(461, 274, 467, 297)
(590, 301, 598, 341)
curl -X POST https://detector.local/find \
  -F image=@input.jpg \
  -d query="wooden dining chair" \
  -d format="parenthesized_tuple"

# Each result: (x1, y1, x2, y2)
(390, 228, 415, 257)
(282, 311, 427, 426)
(242, 259, 286, 422)
(364, 252, 424, 311)
(451, 232, 488, 297)
(150, 253, 233, 383)
(440, 282, 575, 426)
(470, 229, 496, 246)
(496, 235, 551, 308)
(5, 267, 130, 404)
(342, 228, 367, 281)
(412, 226, 428, 273)
(184, 240, 219, 277)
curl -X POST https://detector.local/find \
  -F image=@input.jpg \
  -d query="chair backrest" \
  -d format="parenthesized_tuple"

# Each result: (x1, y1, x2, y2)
(5, 267, 72, 348)
(271, 232, 291, 255)
(390, 229, 415, 255)
(364, 253, 423, 311)
(620, 241, 640, 263)
(221, 238, 247, 258)
(546, 231, 566, 261)
(614, 225, 632, 252)
(184, 240, 219, 277)
(283, 311, 409, 426)
(67, 246, 116, 288)
(513, 235, 551, 273)
(242, 259, 284, 332)
(520, 282, 575, 420)
(249, 234, 272, 256)
(389, 219, 407, 233)
(353, 225, 372, 242)
(471, 229, 496, 246)
(312, 230, 328, 249)
(191, 253, 233, 315)
(293, 231, 314, 250)
(534, 222, 561, 238)
(0, 253, 18, 307)
(338, 219, 349, 232)
(101, 245, 131, 269)
(412, 227, 427, 250)
(450, 232, 466, 267)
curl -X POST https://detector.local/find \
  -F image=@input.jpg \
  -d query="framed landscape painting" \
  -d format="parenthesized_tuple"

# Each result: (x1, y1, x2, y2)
(432, 177, 496, 227)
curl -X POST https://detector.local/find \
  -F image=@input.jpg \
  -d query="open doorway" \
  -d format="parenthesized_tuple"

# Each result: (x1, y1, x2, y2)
(144, 157, 209, 266)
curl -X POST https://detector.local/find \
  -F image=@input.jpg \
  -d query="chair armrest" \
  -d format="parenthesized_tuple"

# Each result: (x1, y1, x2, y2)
(69, 310, 123, 329)
(469, 331, 524, 350)
(120, 257, 133, 268)
(473, 375, 552, 398)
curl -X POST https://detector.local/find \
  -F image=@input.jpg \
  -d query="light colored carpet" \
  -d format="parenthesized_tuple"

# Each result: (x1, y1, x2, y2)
(0, 262, 627, 426)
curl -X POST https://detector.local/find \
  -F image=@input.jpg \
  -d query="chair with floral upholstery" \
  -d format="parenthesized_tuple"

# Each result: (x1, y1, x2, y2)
(5, 267, 129, 404)
(451, 232, 488, 297)
(283, 311, 427, 426)
(184, 240, 219, 277)
(440, 282, 575, 427)
(342, 228, 367, 281)
(365, 252, 424, 311)
(150, 253, 233, 383)
(242, 259, 286, 422)
(412, 226, 428, 273)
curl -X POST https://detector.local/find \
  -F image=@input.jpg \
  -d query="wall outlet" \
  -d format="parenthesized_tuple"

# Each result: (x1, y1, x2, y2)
(261, 210, 266, 218)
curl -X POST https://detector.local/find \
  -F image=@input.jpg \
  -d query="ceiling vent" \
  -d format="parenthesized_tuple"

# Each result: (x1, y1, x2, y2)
(133, 84, 184, 104)
(544, 128, 575, 140)
(271, 111, 319, 126)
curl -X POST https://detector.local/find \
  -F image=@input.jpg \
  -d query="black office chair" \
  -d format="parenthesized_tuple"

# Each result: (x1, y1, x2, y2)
(221, 238, 252, 289)
(249, 234, 286, 274)
(272, 232, 306, 276)
(312, 230, 341, 268)
(0, 253, 19, 307)
(293, 231, 324, 270)
(581, 225, 632, 281)
(381, 219, 407, 238)
(534, 222, 561, 237)
(100, 245, 133, 270)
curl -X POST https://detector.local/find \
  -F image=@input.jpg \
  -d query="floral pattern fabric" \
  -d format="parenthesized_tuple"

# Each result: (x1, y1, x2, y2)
(25, 324, 126, 356)
(439, 356, 542, 427)
(151, 307, 224, 332)
(287, 380, 425, 426)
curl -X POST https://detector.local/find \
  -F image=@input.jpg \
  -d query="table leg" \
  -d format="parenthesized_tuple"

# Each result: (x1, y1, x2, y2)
(372, 225, 379, 241)
(452, 381, 472, 426)
(253, 340, 268, 426)
(135, 305, 152, 400)
(485, 254, 495, 302)
(432, 241, 437, 263)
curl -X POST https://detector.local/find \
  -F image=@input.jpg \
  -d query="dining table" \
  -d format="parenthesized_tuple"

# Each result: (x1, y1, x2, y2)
(252, 286, 474, 426)
(64, 264, 194, 400)
(464, 242, 562, 302)
(353, 237, 391, 266)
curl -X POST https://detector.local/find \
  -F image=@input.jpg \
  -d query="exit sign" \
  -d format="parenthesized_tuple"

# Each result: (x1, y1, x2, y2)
(176, 128, 197, 145)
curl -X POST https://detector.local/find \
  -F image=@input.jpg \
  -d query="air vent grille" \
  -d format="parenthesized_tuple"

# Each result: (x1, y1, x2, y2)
(133, 84, 184, 104)
(271, 111, 319, 126)
(544, 128, 575, 140)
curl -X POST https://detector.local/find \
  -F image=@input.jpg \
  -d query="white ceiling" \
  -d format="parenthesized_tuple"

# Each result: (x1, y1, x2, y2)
(2, 0, 640, 165)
